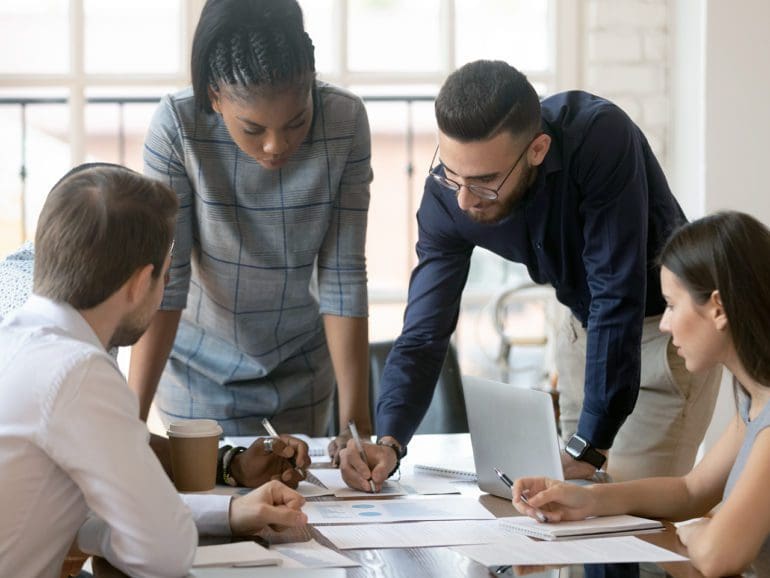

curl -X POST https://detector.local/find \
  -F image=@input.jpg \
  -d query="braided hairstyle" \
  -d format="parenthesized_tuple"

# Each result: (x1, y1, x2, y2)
(192, 0, 316, 112)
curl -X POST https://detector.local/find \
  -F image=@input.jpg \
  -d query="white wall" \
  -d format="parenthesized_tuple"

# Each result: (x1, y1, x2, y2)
(702, 1, 770, 221)
(582, 0, 671, 169)
(669, 0, 705, 219)
(671, 0, 770, 222)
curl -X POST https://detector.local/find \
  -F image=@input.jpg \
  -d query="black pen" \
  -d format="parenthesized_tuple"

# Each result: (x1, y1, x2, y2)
(261, 418, 306, 479)
(494, 467, 548, 523)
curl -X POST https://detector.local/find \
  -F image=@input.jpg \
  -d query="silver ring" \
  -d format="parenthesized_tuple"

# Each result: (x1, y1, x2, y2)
(263, 437, 274, 453)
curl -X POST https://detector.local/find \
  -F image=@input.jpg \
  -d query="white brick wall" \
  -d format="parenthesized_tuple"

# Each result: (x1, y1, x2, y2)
(581, 0, 671, 170)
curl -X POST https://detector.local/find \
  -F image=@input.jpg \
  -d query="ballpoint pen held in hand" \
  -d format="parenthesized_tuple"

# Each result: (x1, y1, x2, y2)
(348, 420, 377, 493)
(494, 467, 548, 523)
(261, 417, 306, 479)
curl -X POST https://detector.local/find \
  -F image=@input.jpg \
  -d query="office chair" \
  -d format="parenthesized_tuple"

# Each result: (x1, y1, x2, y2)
(368, 340, 469, 435)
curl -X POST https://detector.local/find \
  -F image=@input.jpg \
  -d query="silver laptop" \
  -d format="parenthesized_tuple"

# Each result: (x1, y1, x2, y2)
(462, 375, 564, 499)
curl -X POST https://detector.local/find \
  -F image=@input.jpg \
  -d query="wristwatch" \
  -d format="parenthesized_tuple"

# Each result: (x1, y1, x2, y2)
(565, 434, 606, 469)
(376, 438, 407, 479)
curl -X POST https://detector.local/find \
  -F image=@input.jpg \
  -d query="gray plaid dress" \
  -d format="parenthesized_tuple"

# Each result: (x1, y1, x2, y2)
(144, 82, 371, 436)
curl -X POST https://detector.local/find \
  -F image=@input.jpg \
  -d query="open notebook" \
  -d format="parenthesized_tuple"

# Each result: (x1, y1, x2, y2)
(500, 515, 663, 541)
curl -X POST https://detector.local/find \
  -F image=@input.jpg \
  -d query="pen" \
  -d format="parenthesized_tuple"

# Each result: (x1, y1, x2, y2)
(493, 467, 548, 523)
(261, 417, 306, 479)
(348, 420, 377, 493)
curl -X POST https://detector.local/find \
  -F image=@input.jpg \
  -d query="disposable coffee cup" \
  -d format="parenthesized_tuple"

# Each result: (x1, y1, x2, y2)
(167, 419, 223, 492)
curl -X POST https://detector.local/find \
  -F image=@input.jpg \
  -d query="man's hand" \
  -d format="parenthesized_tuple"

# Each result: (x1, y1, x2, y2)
(230, 436, 310, 489)
(560, 449, 609, 480)
(229, 480, 307, 535)
(339, 439, 397, 492)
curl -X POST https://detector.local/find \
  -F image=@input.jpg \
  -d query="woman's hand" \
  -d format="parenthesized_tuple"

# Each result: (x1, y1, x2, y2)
(512, 477, 597, 522)
(231, 436, 310, 489)
(327, 426, 353, 467)
(229, 480, 307, 535)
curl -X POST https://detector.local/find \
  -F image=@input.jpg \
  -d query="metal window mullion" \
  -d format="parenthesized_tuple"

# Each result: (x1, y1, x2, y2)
(183, 0, 207, 85)
(554, 0, 582, 92)
(69, 0, 86, 166)
(335, 0, 348, 86)
(441, 0, 455, 76)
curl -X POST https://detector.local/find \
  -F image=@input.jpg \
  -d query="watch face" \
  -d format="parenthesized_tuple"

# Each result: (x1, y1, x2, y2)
(566, 435, 588, 458)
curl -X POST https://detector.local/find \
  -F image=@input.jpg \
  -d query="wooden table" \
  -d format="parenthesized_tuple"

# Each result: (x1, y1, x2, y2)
(94, 434, 720, 577)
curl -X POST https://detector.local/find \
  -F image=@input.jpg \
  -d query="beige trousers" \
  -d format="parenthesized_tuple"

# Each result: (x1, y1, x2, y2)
(557, 314, 722, 482)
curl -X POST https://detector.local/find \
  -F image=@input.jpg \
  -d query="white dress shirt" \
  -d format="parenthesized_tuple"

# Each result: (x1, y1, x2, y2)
(0, 295, 229, 578)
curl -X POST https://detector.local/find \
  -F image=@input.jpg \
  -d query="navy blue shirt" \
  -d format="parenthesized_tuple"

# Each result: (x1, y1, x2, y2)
(376, 91, 687, 450)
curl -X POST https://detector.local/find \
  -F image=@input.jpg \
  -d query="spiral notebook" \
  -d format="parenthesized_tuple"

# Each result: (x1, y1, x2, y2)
(413, 461, 477, 481)
(499, 515, 664, 541)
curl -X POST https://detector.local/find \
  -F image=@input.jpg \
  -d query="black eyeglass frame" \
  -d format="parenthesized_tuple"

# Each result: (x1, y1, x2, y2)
(427, 134, 539, 201)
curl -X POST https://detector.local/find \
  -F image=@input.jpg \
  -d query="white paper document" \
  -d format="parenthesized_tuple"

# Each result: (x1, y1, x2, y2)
(189, 568, 345, 578)
(303, 496, 495, 525)
(452, 536, 688, 565)
(306, 467, 459, 497)
(398, 478, 462, 495)
(193, 542, 282, 568)
(297, 480, 335, 498)
(307, 467, 406, 498)
(317, 519, 509, 549)
(272, 539, 360, 568)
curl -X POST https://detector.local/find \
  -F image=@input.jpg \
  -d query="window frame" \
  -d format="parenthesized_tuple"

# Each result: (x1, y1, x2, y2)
(0, 0, 578, 166)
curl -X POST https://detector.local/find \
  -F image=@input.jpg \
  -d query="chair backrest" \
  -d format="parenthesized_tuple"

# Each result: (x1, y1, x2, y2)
(369, 340, 468, 435)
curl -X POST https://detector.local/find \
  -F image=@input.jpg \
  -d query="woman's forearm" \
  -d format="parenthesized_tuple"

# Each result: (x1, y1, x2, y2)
(128, 310, 182, 421)
(323, 314, 371, 434)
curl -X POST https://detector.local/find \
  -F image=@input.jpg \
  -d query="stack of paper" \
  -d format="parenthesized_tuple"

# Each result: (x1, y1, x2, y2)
(193, 542, 282, 568)
(452, 536, 687, 565)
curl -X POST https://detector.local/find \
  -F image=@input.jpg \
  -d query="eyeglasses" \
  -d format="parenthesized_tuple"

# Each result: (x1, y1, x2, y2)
(163, 239, 175, 286)
(428, 136, 536, 201)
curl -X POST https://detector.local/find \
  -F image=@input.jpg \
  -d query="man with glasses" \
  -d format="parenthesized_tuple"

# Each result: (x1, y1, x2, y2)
(340, 60, 722, 490)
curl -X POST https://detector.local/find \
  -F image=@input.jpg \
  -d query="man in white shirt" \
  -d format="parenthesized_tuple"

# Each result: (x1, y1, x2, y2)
(0, 163, 308, 578)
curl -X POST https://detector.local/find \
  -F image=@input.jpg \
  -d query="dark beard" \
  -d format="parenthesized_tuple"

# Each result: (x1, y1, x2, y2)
(108, 317, 148, 349)
(464, 164, 536, 225)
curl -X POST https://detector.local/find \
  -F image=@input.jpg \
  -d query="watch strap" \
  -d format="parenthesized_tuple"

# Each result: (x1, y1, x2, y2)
(376, 440, 404, 478)
(579, 444, 606, 469)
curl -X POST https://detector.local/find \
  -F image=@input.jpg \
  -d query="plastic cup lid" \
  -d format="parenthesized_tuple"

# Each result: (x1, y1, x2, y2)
(167, 419, 223, 438)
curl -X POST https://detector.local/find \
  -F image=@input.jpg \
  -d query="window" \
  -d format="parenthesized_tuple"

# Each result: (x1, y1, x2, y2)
(0, 0, 569, 371)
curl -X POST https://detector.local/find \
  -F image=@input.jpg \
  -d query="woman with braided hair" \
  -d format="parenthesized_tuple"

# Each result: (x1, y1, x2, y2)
(130, 0, 373, 487)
